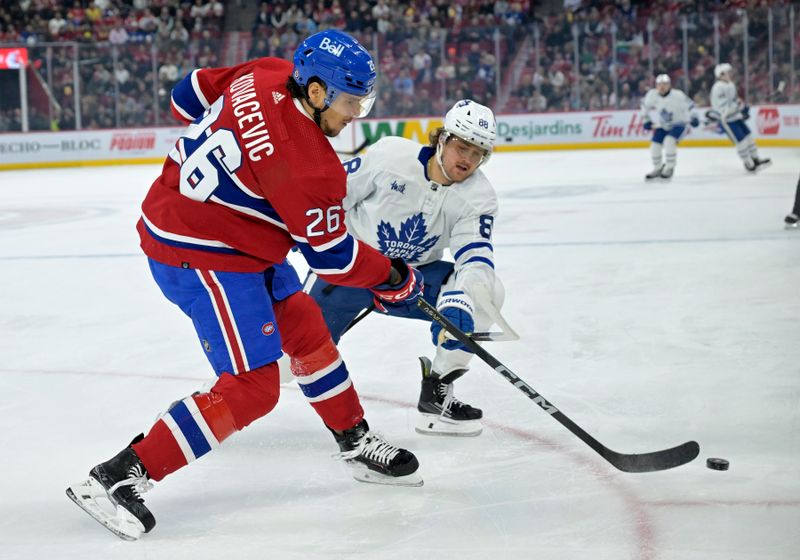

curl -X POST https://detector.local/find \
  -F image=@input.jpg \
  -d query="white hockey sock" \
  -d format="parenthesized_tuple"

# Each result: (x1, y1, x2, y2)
(736, 137, 753, 163)
(745, 135, 758, 158)
(663, 136, 677, 170)
(650, 142, 663, 168)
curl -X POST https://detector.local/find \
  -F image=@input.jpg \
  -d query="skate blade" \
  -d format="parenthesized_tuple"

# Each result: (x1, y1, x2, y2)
(349, 464, 424, 487)
(785, 223, 799, 230)
(66, 478, 145, 541)
(415, 414, 483, 437)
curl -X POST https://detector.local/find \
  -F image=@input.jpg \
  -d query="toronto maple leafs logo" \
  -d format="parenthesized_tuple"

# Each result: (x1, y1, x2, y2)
(390, 180, 405, 194)
(660, 108, 674, 124)
(377, 213, 440, 262)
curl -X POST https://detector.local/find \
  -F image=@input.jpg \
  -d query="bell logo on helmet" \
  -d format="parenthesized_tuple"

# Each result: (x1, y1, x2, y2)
(319, 37, 344, 57)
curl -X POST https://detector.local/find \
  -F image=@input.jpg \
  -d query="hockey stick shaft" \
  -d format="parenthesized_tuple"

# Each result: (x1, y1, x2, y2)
(418, 298, 699, 473)
(336, 138, 370, 156)
(340, 303, 375, 337)
(338, 305, 507, 341)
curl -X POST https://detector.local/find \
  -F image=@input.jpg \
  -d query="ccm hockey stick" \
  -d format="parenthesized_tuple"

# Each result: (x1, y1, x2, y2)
(338, 301, 518, 341)
(418, 298, 700, 473)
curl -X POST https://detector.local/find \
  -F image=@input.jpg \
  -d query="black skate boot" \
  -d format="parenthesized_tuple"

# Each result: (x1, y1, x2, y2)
(660, 166, 674, 180)
(66, 434, 155, 540)
(785, 213, 799, 229)
(416, 356, 483, 437)
(754, 156, 772, 170)
(744, 158, 757, 172)
(333, 419, 422, 487)
(645, 164, 665, 181)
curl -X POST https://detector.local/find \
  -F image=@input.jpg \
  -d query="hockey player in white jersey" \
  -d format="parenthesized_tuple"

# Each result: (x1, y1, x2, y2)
(306, 99, 505, 437)
(640, 74, 699, 180)
(709, 63, 771, 172)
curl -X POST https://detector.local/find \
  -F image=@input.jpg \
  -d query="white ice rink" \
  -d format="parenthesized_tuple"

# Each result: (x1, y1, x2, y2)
(1, 147, 798, 559)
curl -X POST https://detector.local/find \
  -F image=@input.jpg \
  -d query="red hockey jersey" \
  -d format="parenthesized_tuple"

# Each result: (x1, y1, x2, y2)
(137, 58, 390, 288)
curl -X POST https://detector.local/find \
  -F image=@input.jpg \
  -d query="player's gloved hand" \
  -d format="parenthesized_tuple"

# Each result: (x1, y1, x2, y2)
(741, 105, 750, 120)
(690, 116, 700, 127)
(643, 120, 653, 131)
(430, 291, 475, 352)
(370, 258, 424, 313)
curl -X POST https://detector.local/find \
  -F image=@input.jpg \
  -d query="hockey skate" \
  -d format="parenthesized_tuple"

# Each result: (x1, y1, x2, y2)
(785, 213, 799, 229)
(333, 420, 423, 487)
(66, 436, 155, 540)
(660, 166, 674, 180)
(744, 158, 757, 172)
(645, 164, 665, 181)
(754, 157, 772, 171)
(416, 356, 483, 437)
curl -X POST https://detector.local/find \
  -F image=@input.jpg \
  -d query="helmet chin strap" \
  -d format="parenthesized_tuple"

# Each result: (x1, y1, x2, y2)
(303, 85, 329, 127)
(435, 133, 454, 183)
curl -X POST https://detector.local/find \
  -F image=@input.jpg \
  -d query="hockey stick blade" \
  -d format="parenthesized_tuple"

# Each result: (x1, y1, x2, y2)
(471, 331, 519, 342)
(418, 298, 700, 473)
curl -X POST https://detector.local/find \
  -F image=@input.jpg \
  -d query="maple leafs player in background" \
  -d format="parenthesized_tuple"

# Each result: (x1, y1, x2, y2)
(306, 99, 504, 437)
(785, 173, 800, 229)
(640, 74, 700, 181)
(65, 30, 425, 541)
(708, 63, 771, 172)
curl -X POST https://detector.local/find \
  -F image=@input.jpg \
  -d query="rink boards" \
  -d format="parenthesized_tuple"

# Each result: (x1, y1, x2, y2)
(0, 104, 798, 170)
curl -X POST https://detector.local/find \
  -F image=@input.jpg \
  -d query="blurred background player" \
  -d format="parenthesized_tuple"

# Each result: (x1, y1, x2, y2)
(306, 99, 505, 437)
(785, 173, 800, 229)
(709, 63, 771, 173)
(65, 30, 425, 541)
(640, 74, 699, 181)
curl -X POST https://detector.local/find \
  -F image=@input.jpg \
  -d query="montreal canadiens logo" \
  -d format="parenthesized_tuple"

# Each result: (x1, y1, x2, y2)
(261, 322, 275, 336)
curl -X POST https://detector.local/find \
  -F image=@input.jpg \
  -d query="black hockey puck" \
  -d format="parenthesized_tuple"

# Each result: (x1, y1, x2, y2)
(706, 458, 729, 471)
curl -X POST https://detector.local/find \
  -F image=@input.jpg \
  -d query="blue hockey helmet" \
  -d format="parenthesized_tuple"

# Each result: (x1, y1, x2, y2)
(292, 30, 377, 118)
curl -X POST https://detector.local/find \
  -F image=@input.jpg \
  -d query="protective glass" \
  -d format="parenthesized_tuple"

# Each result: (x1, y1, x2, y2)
(328, 90, 377, 118)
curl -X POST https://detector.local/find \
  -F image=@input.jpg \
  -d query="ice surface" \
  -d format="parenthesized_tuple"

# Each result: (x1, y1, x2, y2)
(1, 147, 798, 559)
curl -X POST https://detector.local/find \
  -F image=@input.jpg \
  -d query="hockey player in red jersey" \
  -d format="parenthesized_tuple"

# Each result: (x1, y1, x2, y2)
(66, 30, 424, 541)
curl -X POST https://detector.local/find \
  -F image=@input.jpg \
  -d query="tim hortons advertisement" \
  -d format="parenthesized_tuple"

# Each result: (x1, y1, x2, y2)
(354, 105, 800, 151)
(0, 47, 28, 69)
(1, 105, 798, 170)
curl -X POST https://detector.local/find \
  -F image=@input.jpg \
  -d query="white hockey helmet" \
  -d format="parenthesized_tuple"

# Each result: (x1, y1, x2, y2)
(655, 74, 671, 85)
(714, 63, 732, 79)
(443, 99, 496, 157)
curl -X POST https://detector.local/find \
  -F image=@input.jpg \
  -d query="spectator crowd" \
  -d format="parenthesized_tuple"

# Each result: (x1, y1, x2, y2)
(0, 0, 795, 132)
(0, 0, 225, 130)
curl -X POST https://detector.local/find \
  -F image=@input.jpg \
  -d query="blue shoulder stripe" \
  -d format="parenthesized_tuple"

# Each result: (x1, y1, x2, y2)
(171, 71, 206, 121)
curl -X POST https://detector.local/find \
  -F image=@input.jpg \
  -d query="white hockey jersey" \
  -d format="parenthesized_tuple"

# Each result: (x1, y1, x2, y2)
(342, 135, 498, 301)
(640, 88, 695, 129)
(710, 80, 744, 121)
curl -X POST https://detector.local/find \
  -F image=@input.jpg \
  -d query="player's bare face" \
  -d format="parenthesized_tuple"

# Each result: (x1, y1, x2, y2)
(442, 137, 485, 181)
(319, 106, 351, 137)
(656, 83, 670, 95)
